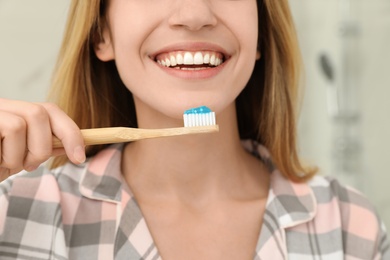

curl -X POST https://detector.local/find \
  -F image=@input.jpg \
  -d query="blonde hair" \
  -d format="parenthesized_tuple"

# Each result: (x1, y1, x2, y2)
(49, 0, 316, 182)
(236, 0, 316, 181)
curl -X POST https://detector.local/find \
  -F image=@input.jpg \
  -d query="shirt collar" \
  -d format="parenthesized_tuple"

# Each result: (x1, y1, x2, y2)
(79, 144, 124, 203)
(79, 141, 317, 227)
(241, 140, 317, 228)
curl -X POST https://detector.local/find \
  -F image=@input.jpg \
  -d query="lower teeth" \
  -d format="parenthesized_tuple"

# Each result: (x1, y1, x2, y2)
(180, 67, 210, 70)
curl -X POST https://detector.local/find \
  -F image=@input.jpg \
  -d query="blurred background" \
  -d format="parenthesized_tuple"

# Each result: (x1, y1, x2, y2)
(290, 0, 390, 232)
(0, 1, 389, 230)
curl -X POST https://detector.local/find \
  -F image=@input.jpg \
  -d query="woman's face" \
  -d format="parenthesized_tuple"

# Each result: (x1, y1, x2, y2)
(95, 0, 258, 127)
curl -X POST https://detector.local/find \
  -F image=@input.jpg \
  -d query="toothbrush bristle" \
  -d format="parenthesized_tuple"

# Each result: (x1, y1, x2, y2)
(183, 106, 216, 127)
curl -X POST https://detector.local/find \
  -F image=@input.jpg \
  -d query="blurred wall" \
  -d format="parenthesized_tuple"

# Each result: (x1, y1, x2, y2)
(0, 0, 69, 101)
(290, 0, 390, 230)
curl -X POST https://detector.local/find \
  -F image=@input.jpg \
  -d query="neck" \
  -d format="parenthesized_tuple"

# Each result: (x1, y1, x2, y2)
(121, 104, 268, 206)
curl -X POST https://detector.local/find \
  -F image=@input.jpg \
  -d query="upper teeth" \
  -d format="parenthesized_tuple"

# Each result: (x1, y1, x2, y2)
(156, 51, 223, 67)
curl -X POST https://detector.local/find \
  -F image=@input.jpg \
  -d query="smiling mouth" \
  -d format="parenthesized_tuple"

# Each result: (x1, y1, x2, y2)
(154, 51, 225, 70)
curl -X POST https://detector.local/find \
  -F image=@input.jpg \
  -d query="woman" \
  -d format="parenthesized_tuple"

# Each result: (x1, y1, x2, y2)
(0, 0, 388, 259)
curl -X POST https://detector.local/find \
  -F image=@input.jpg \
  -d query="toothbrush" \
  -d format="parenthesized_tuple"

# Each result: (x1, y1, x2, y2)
(52, 106, 218, 148)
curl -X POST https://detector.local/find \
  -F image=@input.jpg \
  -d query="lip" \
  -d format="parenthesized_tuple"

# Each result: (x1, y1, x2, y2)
(156, 60, 228, 79)
(149, 42, 231, 79)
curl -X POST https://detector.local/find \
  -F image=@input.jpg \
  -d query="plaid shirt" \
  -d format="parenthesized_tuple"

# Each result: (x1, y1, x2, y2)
(0, 141, 389, 260)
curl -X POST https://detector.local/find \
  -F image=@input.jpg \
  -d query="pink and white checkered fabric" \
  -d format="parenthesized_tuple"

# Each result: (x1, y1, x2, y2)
(0, 141, 388, 259)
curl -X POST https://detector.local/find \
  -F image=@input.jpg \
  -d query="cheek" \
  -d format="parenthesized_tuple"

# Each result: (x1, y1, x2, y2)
(237, 11, 258, 55)
(218, 1, 259, 48)
(233, 5, 259, 84)
(110, 29, 152, 91)
(108, 3, 161, 62)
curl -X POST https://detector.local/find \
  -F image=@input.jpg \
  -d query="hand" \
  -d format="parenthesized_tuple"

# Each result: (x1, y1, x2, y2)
(0, 98, 85, 182)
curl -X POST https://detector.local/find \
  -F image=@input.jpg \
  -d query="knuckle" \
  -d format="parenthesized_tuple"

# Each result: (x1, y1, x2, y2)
(8, 117, 27, 134)
(25, 104, 49, 121)
(41, 102, 59, 112)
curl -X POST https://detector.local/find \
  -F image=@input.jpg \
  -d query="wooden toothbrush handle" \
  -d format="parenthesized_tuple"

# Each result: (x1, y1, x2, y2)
(52, 126, 219, 148)
(52, 127, 133, 148)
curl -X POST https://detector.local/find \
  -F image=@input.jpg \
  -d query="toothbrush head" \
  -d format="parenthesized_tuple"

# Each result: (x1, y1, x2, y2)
(183, 106, 216, 127)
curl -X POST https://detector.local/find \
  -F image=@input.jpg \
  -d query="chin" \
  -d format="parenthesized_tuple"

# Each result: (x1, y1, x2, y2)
(133, 88, 238, 125)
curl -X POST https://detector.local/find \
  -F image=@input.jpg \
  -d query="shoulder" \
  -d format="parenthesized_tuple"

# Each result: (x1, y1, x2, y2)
(308, 175, 379, 222)
(0, 162, 87, 222)
(0, 166, 57, 203)
(308, 175, 374, 209)
(308, 175, 380, 232)
(306, 175, 390, 258)
(0, 161, 87, 200)
(0, 162, 89, 243)
(0, 164, 81, 259)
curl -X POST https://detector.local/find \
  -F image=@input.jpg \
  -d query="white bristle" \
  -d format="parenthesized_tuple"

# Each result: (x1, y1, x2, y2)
(183, 112, 216, 127)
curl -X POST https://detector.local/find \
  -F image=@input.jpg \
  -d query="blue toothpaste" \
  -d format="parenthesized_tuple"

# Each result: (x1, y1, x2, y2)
(184, 106, 212, 115)
(183, 106, 216, 127)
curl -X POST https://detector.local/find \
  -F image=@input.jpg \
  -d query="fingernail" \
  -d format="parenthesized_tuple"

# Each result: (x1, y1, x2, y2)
(73, 146, 86, 164)
(25, 165, 39, 172)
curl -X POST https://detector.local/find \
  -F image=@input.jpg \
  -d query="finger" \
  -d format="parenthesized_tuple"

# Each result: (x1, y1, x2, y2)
(0, 111, 27, 170)
(0, 99, 85, 165)
(0, 130, 2, 164)
(40, 103, 86, 164)
(0, 166, 22, 181)
(22, 104, 53, 170)
(0, 167, 11, 182)
(0, 100, 53, 169)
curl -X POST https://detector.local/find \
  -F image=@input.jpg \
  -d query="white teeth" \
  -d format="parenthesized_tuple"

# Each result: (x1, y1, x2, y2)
(176, 53, 184, 65)
(210, 54, 216, 66)
(194, 52, 203, 65)
(170, 55, 177, 66)
(203, 53, 210, 64)
(183, 52, 194, 65)
(157, 51, 224, 67)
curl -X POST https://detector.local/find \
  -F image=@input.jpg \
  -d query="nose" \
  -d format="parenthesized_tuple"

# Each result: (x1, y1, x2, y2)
(168, 0, 218, 31)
